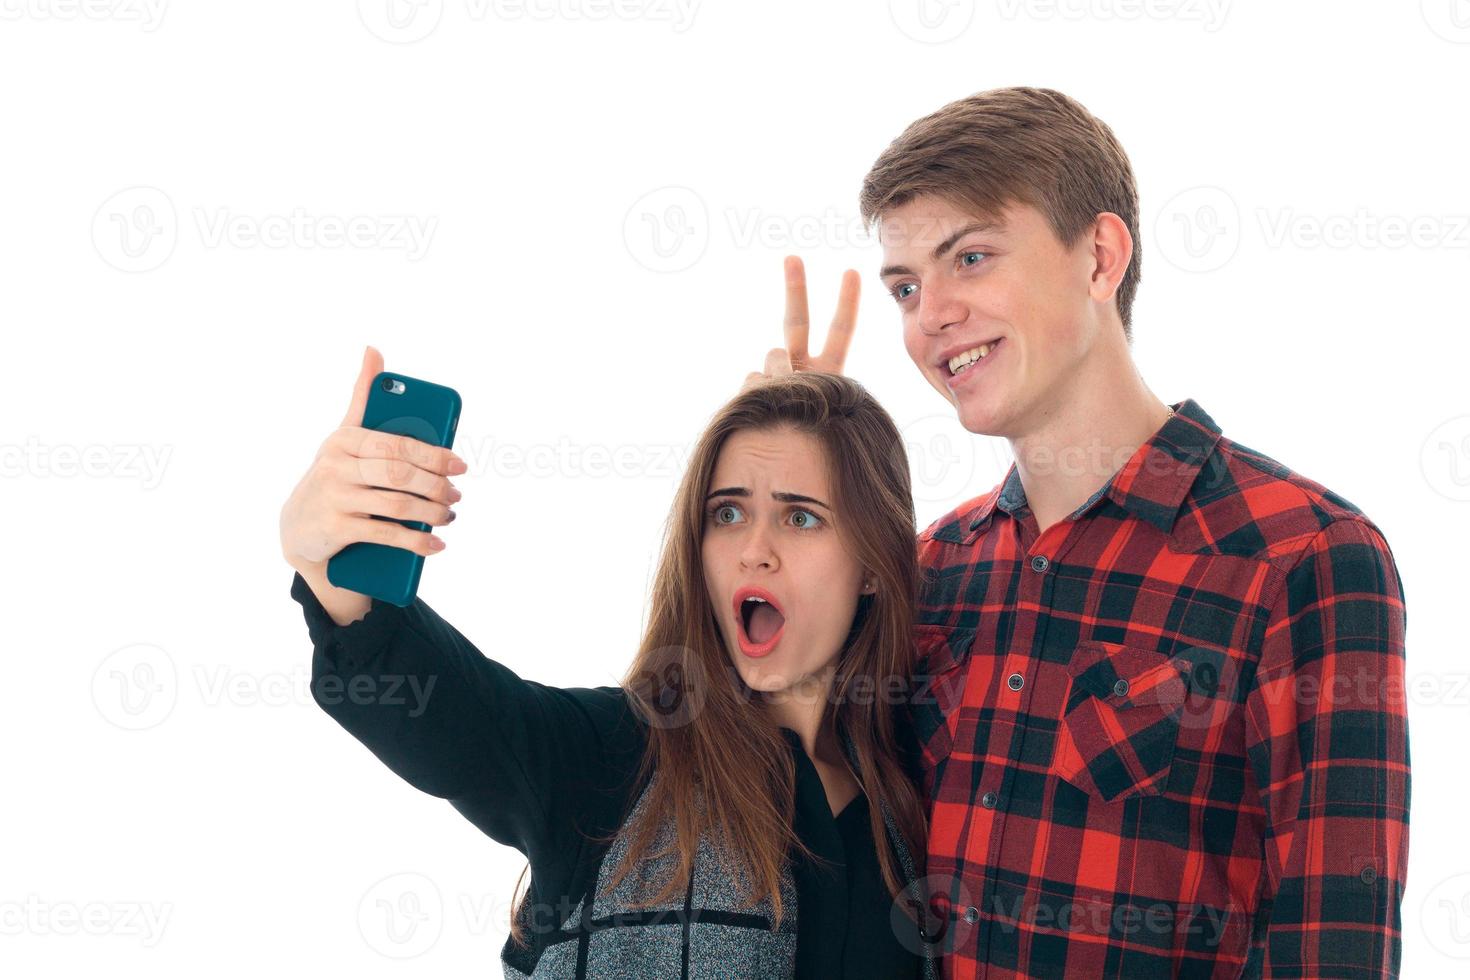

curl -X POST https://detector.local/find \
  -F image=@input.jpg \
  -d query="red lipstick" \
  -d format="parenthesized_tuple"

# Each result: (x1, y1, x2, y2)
(731, 585, 786, 658)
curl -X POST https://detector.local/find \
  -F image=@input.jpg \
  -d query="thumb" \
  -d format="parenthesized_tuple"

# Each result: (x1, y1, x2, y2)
(342, 344, 385, 427)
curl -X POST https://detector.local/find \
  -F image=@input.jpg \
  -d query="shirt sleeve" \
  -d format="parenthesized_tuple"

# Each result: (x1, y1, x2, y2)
(290, 570, 644, 862)
(1244, 518, 1410, 977)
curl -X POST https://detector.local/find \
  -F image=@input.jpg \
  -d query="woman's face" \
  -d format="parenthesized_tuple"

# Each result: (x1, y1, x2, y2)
(701, 425, 871, 701)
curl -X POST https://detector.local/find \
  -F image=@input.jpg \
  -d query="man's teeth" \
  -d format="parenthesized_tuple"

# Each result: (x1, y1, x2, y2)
(949, 343, 996, 375)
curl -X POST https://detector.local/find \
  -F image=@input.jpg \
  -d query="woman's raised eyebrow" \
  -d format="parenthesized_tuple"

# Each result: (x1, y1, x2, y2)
(704, 487, 832, 510)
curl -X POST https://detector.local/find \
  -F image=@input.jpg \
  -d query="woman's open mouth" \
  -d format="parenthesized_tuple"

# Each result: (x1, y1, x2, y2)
(733, 587, 786, 658)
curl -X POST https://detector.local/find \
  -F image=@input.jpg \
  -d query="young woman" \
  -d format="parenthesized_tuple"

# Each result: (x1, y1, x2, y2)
(279, 349, 937, 979)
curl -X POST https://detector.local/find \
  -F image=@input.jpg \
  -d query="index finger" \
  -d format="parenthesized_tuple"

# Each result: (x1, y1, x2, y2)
(343, 426, 466, 477)
(782, 255, 810, 365)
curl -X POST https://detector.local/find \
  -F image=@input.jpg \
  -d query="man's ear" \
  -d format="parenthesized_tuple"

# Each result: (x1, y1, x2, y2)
(1087, 211, 1134, 309)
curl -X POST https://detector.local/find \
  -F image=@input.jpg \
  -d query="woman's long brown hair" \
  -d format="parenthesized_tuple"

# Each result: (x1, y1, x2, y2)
(508, 372, 926, 945)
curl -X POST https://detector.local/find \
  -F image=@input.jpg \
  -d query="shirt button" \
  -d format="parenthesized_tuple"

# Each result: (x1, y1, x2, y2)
(1007, 673, 1024, 691)
(963, 906, 979, 924)
(1030, 555, 1050, 572)
(1112, 678, 1130, 698)
(981, 792, 998, 808)
(1360, 865, 1377, 885)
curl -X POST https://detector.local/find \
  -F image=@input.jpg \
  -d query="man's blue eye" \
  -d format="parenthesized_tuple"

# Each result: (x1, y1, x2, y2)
(894, 283, 916, 300)
(961, 251, 985, 266)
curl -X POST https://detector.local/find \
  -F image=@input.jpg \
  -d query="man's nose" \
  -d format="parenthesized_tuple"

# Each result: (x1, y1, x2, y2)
(917, 277, 966, 335)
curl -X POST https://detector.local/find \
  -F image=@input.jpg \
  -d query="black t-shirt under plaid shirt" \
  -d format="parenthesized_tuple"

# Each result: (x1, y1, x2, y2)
(908, 398, 1409, 978)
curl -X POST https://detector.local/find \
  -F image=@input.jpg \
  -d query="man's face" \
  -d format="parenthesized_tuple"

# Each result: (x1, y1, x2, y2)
(878, 195, 1104, 438)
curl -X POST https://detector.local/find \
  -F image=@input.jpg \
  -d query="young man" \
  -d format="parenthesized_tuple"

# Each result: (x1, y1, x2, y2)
(752, 87, 1409, 978)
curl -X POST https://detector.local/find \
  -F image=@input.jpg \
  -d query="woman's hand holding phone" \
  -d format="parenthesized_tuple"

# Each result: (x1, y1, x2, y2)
(279, 346, 467, 626)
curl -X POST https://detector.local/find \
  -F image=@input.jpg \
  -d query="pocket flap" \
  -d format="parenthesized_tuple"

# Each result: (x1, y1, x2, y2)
(913, 624, 977, 675)
(1067, 641, 1190, 709)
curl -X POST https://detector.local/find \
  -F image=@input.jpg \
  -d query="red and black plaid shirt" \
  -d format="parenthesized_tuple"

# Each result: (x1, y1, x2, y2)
(909, 398, 1409, 978)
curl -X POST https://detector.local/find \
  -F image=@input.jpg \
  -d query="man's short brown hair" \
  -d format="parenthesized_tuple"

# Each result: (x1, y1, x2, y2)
(859, 87, 1142, 343)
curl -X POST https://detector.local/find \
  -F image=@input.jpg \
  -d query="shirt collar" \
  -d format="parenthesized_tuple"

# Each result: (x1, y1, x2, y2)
(779, 724, 860, 771)
(931, 398, 1224, 542)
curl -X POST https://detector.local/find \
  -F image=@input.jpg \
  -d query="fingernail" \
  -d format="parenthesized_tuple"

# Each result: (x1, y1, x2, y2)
(446, 510, 457, 523)
(449, 487, 463, 502)
(430, 537, 446, 551)
(449, 458, 468, 475)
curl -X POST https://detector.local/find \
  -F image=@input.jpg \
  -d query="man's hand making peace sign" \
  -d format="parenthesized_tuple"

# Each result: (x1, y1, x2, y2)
(742, 256, 860, 391)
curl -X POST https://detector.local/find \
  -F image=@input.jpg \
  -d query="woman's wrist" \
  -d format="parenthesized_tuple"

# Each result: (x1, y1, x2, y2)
(294, 559, 373, 628)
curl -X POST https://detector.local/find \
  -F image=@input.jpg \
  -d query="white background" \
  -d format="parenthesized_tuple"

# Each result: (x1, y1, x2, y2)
(3, 1, 1466, 975)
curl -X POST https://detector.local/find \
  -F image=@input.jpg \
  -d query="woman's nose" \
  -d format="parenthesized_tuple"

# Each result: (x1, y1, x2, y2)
(740, 549, 777, 571)
(739, 527, 778, 570)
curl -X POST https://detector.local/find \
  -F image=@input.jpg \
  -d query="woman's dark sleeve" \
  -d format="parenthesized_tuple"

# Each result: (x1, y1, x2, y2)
(291, 570, 643, 859)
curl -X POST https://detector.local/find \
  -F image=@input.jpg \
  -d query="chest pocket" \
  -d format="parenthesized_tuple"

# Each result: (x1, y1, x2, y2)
(1054, 641, 1192, 803)
(909, 625, 976, 771)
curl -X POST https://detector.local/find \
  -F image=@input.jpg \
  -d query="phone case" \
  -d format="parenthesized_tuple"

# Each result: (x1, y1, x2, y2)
(326, 370, 462, 607)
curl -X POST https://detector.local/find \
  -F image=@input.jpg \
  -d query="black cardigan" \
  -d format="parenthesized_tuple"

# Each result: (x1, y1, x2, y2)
(292, 571, 937, 979)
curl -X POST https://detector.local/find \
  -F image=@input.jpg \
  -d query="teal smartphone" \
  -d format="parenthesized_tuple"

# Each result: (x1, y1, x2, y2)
(326, 370, 462, 607)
